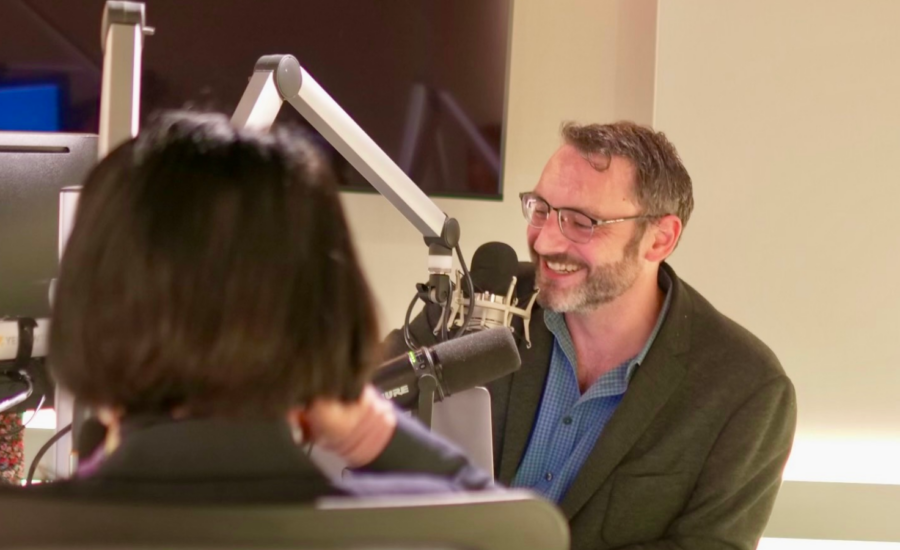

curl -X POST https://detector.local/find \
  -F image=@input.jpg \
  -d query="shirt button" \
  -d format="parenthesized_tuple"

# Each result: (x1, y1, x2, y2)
(545, 472, 553, 482)
(562, 416, 573, 425)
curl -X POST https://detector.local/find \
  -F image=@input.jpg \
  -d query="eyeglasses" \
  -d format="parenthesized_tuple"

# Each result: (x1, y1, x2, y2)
(519, 192, 655, 244)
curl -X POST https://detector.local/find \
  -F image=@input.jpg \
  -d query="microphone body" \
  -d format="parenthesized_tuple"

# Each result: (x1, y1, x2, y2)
(0, 318, 49, 362)
(374, 326, 520, 408)
(375, 349, 432, 409)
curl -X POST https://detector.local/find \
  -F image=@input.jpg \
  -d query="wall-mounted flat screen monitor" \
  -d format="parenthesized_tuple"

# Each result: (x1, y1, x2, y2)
(0, 0, 511, 198)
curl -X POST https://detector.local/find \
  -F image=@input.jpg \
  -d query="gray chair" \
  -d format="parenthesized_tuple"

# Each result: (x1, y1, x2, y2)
(0, 490, 569, 550)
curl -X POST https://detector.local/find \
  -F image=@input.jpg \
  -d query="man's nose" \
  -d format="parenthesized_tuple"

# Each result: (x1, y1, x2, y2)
(532, 212, 569, 256)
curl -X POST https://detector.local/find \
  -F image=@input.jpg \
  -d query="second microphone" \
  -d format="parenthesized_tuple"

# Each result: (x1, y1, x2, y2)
(373, 326, 520, 410)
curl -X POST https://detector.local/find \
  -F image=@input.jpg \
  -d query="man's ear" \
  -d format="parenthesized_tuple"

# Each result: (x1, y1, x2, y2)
(644, 214, 683, 263)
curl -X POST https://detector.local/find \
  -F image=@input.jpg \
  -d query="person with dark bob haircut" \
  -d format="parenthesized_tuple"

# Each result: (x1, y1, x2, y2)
(17, 111, 491, 502)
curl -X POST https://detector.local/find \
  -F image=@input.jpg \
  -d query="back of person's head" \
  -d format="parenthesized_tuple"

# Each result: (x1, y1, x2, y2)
(50, 111, 379, 419)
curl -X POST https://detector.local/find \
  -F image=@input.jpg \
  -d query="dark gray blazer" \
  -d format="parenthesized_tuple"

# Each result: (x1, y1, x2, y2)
(386, 262, 796, 550)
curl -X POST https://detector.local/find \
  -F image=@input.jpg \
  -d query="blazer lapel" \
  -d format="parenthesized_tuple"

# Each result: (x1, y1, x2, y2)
(496, 313, 553, 484)
(559, 264, 693, 519)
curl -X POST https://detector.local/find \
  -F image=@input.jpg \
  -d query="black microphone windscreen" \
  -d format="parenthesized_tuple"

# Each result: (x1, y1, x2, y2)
(432, 327, 521, 395)
(469, 242, 519, 296)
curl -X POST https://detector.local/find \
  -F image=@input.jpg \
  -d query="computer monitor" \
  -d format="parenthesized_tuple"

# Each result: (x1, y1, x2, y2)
(0, 131, 97, 319)
(0, 0, 510, 198)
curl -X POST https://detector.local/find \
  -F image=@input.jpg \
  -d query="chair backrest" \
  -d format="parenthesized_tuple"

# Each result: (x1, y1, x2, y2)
(0, 489, 569, 550)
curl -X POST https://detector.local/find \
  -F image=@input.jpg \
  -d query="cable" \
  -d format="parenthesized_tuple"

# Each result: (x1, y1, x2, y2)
(0, 392, 46, 439)
(0, 367, 45, 439)
(404, 243, 475, 349)
(26, 422, 72, 486)
(403, 291, 420, 351)
(452, 243, 475, 339)
(0, 369, 34, 416)
(439, 302, 449, 342)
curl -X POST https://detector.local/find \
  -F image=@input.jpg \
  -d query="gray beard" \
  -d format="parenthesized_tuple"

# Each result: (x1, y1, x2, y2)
(531, 236, 642, 313)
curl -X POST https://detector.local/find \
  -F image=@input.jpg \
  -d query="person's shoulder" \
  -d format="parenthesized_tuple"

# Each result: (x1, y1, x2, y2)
(675, 275, 788, 384)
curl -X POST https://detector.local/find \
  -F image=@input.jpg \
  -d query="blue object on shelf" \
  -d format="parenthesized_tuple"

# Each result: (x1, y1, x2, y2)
(0, 84, 60, 132)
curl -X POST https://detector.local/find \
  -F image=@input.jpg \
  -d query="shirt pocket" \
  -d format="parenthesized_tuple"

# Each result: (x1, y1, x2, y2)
(602, 471, 693, 547)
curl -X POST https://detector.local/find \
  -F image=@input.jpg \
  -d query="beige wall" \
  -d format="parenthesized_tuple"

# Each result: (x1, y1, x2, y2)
(342, 0, 659, 334)
(655, 0, 900, 542)
(655, 0, 900, 462)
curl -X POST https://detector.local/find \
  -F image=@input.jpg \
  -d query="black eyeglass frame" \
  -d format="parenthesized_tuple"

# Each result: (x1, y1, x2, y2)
(519, 192, 659, 244)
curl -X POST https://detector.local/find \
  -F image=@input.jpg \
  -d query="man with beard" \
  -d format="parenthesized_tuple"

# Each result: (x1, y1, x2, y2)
(387, 121, 796, 550)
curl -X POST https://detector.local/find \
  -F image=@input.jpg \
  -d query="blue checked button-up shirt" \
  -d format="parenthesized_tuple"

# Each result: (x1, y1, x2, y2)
(511, 271, 673, 503)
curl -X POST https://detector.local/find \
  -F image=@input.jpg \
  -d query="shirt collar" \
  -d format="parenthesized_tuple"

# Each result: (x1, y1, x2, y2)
(635, 268, 673, 365)
(543, 268, 674, 388)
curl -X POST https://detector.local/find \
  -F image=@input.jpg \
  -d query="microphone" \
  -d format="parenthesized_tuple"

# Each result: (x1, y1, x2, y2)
(374, 327, 520, 412)
(0, 318, 49, 362)
(469, 241, 520, 297)
(441, 242, 539, 347)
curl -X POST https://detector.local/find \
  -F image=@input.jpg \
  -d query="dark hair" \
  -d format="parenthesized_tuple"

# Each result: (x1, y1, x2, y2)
(561, 121, 694, 228)
(50, 111, 379, 418)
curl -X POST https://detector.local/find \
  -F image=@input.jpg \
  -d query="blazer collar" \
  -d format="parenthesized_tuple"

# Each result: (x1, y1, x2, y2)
(93, 416, 325, 483)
